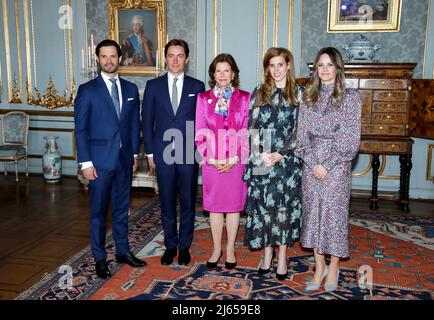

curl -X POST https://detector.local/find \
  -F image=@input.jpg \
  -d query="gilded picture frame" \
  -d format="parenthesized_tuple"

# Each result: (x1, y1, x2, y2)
(327, 0, 402, 33)
(108, 0, 166, 76)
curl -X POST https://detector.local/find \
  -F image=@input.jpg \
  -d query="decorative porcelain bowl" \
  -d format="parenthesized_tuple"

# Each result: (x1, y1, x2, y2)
(343, 34, 380, 61)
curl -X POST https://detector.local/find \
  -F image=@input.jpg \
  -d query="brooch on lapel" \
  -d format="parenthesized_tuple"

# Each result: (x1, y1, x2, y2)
(207, 98, 213, 104)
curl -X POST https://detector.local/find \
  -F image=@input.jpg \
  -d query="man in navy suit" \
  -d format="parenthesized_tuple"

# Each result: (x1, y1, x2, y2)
(75, 39, 146, 279)
(142, 39, 205, 265)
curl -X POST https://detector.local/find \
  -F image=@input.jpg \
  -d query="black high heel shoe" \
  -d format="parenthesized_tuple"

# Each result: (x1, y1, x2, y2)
(276, 271, 288, 280)
(225, 252, 237, 269)
(258, 249, 276, 275)
(206, 251, 222, 269)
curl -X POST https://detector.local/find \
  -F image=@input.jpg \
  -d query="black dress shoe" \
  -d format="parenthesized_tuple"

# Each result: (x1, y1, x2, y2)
(116, 252, 147, 267)
(258, 249, 276, 275)
(95, 260, 111, 279)
(206, 251, 222, 269)
(161, 248, 177, 265)
(178, 248, 191, 265)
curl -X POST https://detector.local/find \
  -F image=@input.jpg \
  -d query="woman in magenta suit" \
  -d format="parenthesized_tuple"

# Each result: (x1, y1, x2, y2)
(195, 53, 250, 269)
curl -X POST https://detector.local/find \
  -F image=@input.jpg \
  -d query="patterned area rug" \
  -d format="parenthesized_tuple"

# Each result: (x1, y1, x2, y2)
(16, 198, 434, 300)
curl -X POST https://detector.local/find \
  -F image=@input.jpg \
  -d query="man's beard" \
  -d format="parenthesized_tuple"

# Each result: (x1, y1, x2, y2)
(100, 63, 119, 74)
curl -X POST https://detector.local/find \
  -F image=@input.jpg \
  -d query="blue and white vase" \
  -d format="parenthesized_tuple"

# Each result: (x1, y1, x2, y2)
(42, 136, 62, 183)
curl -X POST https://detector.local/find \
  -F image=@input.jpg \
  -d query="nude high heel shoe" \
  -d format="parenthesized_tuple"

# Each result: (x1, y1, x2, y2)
(305, 265, 328, 291)
(324, 268, 340, 292)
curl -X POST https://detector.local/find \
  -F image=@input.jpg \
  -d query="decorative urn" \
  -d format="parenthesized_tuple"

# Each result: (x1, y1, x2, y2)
(342, 34, 380, 61)
(42, 136, 62, 183)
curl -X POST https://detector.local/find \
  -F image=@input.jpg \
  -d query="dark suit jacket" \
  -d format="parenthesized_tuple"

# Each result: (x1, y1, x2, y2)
(141, 73, 205, 164)
(74, 75, 141, 171)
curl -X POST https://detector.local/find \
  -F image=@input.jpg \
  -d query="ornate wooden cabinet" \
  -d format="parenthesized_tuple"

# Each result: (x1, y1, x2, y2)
(303, 63, 417, 212)
(346, 63, 416, 212)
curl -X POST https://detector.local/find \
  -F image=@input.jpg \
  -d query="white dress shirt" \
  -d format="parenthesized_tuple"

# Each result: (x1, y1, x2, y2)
(167, 71, 184, 107)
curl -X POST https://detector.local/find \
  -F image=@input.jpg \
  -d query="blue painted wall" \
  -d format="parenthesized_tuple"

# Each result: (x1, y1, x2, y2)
(1, 0, 433, 199)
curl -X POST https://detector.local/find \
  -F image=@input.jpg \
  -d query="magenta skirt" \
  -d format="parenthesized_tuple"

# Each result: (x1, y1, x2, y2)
(201, 163, 247, 212)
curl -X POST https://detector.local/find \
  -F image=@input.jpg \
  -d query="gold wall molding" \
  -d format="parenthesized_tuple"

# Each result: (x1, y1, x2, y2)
(24, 0, 75, 109)
(23, 0, 32, 94)
(0, 66, 2, 103)
(378, 155, 400, 180)
(14, 0, 23, 103)
(11, 75, 22, 102)
(27, 76, 74, 110)
(256, 0, 261, 84)
(26, 77, 74, 110)
(2, 0, 17, 103)
(427, 144, 434, 181)
(262, 0, 268, 59)
(211, 0, 223, 57)
(28, 127, 75, 160)
(67, 0, 73, 93)
(351, 155, 372, 177)
(219, 0, 223, 54)
(423, 0, 432, 77)
(213, 0, 217, 57)
(273, 0, 279, 47)
(351, 154, 400, 179)
(30, 0, 37, 88)
(288, 0, 293, 51)
(298, 0, 303, 76)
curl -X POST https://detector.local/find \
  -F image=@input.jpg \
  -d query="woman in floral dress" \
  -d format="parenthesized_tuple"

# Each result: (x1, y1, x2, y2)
(244, 47, 303, 280)
(294, 47, 361, 292)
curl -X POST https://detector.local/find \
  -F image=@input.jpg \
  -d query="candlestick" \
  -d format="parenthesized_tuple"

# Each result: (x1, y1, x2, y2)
(81, 48, 85, 70)
(88, 46, 91, 69)
(91, 34, 94, 52)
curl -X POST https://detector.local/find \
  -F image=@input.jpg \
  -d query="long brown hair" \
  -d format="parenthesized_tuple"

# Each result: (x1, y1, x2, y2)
(255, 47, 298, 107)
(208, 53, 240, 89)
(303, 47, 346, 107)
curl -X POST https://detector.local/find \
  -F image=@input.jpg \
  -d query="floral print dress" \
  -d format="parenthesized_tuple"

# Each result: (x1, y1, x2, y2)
(294, 84, 361, 258)
(244, 85, 303, 250)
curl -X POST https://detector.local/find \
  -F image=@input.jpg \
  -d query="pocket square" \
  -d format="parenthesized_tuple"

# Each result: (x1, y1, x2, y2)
(188, 94, 196, 97)
(127, 97, 134, 101)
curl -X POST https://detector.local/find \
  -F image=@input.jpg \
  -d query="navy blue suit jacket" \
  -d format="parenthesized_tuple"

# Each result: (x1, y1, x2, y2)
(74, 75, 141, 171)
(141, 73, 205, 164)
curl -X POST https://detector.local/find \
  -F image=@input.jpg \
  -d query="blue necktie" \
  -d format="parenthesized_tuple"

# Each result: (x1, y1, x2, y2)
(109, 78, 121, 119)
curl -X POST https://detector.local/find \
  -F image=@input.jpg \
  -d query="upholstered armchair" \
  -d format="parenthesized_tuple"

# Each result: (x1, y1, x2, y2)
(0, 111, 30, 182)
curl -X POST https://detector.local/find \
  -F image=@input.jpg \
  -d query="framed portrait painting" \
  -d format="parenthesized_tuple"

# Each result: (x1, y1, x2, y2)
(327, 0, 402, 33)
(109, 0, 166, 76)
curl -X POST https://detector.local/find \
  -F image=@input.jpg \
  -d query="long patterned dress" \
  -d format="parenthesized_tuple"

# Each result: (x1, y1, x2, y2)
(294, 83, 361, 258)
(244, 86, 303, 249)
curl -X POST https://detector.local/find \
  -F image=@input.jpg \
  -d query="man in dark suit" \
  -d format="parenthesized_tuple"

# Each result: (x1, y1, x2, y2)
(75, 39, 146, 279)
(142, 39, 205, 265)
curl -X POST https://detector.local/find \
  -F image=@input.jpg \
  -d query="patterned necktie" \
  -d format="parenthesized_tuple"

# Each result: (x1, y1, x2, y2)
(109, 78, 121, 119)
(171, 77, 178, 115)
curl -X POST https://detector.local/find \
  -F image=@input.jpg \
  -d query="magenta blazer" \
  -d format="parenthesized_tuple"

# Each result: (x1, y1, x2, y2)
(195, 88, 250, 163)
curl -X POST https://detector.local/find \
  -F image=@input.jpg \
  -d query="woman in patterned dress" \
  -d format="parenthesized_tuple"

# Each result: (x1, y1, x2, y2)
(244, 47, 303, 280)
(195, 53, 250, 269)
(294, 47, 361, 292)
